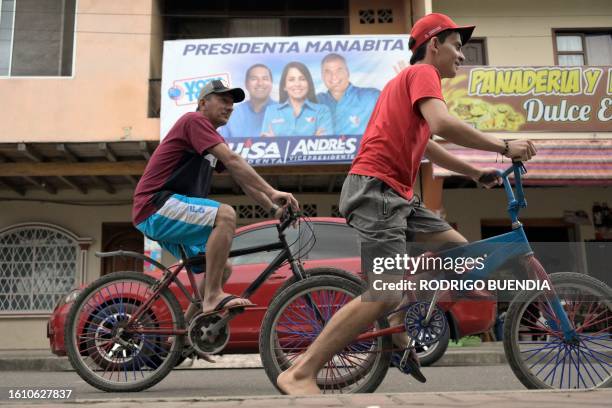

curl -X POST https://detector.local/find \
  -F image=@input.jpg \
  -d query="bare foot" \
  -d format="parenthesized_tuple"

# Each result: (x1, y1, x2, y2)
(277, 368, 320, 395)
(202, 293, 254, 315)
(199, 354, 216, 363)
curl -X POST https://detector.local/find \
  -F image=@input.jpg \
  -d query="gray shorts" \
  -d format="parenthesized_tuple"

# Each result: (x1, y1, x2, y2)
(339, 174, 451, 243)
(339, 174, 451, 277)
(340, 174, 451, 296)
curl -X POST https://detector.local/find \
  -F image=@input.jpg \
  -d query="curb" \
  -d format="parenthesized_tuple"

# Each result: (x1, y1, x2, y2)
(0, 389, 609, 406)
(0, 347, 507, 371)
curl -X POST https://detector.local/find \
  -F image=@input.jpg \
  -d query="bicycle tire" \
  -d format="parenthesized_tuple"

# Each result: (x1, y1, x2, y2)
(65, 271, 185, 392)
(260, 272, 391, 394)
(504, 271, 612, 389)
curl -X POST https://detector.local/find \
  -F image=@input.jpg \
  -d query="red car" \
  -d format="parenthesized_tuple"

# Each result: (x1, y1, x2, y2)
(48, 217, 496, 366)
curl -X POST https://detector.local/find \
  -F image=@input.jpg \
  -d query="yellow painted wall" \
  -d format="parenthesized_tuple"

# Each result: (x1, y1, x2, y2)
(0, 0, 160, 143)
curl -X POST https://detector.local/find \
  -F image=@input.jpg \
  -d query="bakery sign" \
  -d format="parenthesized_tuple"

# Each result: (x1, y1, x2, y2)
(442, 66, 612, 132)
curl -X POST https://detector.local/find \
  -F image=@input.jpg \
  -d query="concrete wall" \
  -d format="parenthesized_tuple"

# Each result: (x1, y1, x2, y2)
(0, 0, 160, 143)
(433, 0, 612, 66)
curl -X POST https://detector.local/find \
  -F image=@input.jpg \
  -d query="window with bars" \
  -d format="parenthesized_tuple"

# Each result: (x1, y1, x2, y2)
(462, 38, 487, 66)
(0, 225, 78, 313)
(554, 30, 612, 65)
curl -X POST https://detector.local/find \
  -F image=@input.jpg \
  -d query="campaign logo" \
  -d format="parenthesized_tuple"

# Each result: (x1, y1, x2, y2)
(228, 138, 284, 165)
(168, 86, 182, 100)
(168, 73, 230, 106)
(288, 136, 358, 163)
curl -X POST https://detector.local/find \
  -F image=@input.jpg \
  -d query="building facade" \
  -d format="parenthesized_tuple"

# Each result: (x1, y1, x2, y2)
(0, 0, 610, 349)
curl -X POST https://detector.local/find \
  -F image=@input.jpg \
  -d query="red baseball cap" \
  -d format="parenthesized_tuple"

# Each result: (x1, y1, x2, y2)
(410, 13, 475, 51)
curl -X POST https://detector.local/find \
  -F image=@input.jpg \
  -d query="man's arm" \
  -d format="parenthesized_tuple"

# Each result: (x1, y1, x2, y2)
(425, 139, 502, 187)
(425, 139, 480, 179)
(209, 143, 298, 213)
(419, 98, 536, 161)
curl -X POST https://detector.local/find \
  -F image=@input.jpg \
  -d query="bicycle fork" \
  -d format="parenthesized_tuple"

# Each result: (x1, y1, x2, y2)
(524, 256, 578, 343)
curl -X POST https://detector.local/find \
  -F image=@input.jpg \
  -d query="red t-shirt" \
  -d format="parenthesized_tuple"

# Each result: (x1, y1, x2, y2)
(132, 112, 225, 225)
(350, 64, 445, 200)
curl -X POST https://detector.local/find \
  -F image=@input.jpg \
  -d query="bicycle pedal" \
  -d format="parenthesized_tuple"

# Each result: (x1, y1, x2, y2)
(182, 345, 196, 359)
(391, 350, 427, 383)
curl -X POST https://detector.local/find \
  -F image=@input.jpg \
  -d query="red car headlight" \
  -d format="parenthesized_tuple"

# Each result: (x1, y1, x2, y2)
(55, 289, 81, 310)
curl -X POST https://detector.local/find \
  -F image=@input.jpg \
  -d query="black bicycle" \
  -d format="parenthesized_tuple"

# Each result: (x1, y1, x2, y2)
(64, 208, 381, 392)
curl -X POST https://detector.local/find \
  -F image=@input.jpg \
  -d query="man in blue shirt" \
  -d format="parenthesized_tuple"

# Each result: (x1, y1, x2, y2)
(316, 53, 380, 135)
(219, 64, 275, 138)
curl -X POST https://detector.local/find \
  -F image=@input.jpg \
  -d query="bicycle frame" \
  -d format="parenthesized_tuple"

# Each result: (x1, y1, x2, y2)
(357, 162, 577, 344)
(96, 213, 307, 336)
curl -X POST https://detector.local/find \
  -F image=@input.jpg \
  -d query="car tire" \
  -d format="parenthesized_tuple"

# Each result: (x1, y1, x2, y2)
(415, 319, 450, 366)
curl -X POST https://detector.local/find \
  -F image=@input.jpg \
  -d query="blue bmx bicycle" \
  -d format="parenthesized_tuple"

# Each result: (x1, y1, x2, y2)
(261, 161, 611, 393)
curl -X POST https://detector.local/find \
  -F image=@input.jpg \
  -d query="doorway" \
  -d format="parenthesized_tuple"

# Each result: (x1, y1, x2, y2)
(101, 223, 144, 275)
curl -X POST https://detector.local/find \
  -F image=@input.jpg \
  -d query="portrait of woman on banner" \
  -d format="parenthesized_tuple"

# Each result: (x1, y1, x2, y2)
(261, 61, 333, 137)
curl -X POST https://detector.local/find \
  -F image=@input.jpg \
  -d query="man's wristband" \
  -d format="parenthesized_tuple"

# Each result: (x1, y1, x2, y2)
(501, 140, 509, 157)
(269, 204, 280, 217)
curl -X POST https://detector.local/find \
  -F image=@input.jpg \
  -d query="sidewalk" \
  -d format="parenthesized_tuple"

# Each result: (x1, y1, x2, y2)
(0, 389, 610, 407)
(0, 343, 507, 371)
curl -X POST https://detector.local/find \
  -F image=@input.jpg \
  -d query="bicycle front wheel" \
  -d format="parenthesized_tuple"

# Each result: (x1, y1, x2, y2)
(64, 271, 185, 392)
(260, 274, 391, 394)
(504, 271, 612, 389)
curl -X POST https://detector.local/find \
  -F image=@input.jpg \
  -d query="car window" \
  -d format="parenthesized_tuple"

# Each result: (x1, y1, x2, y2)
(309, 223, 360, 259)
(230, 222, 359, 266)
(231, 225, 298, 266)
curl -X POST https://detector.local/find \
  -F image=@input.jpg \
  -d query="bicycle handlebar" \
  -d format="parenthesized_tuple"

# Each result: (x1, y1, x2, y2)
(278, 206, 300, 232)
(496, 161, 528, 224)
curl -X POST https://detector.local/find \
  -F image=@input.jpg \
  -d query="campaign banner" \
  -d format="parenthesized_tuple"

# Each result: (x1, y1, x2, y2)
(443, 66, 612, 132)
(161, 35, 409, 165)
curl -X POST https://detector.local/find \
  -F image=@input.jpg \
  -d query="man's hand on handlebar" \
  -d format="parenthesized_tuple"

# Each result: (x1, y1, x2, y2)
(475, 168, 503, 189)
(270, 190, 300, 225)
(505, 140, 537, 161)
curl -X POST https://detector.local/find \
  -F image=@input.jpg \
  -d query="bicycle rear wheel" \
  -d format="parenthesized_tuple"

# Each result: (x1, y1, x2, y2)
(260, 274, 391, 394)
(504, 270, 612, 389)
(65, 271, 185, 392)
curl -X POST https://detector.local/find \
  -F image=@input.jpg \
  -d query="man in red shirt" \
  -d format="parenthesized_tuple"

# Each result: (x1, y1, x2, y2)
(133, 79, 298, 318)
(277, 13, 536, 394)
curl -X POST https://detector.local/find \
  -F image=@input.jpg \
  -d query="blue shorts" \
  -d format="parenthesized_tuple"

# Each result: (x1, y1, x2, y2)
(136, 194, 220, 271)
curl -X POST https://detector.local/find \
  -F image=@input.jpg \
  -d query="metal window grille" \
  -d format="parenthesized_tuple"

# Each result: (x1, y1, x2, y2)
(359, 9, 375, 24)
(377, 9, 393, 24)
(0, 226, 77, 312)
(233, 204, 270, 221)
(302, 204, 318, 217)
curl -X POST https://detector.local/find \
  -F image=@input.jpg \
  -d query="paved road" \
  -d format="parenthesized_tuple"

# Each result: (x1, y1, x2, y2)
(0, 365, 524, 401)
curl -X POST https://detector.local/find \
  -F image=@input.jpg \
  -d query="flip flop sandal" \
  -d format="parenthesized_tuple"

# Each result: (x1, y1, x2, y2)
(391, 351, 427, 383)
(201, 294, 256, 317)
